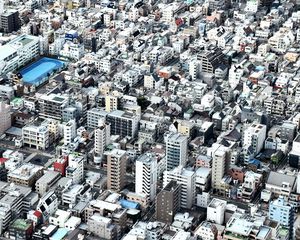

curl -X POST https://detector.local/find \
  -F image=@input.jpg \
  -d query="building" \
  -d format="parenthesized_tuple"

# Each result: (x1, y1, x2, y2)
(194, 221, 218, 240)
(0, 34, 40, 75)
(49, 209, 71, 228)
(94, 119, 110, 162)
(87, 214, 117, 240)
(156, 180, 181, 224)
(35, 171, 61, 196)
(66, 153, 84, 184)
(269, 197, 294, 237)
(165, 133, 188, 171)
(163, 166, 195, 209)
(38, 94, 69, 121)
(207, 198, 226, 225)
(243, 123, 266, 157)
(9, 219, 33, 240)
(211, 146, 228, 191)
(0, 10, 20, 33)
(107, 110, 139, 138)
(0, 102, 11, 136)
(135, 152, 157, 202)
(107, 149, 127, 192)
(7, 163, 43, 188)
(87, 108, 108, 129)
(63, 120, 76, 145)
(197, 46, 226, 74)
(265, 171, 296, 197)
(105, 95, 118, 112)
(36, 191, 58, 221)
(22, 122, 49, 150)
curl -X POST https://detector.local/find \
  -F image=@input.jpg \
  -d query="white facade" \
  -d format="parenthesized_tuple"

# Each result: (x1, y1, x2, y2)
(66, 153, 84, 184)
(163, 166, 195, 209)
(207, 198, 226, 225)
(211, 147, 227, 190)
(135, 153, 158, 202)
(243, 123, 267, 156)
(22, 124, 49, 150)
(49, 209, 71, 228)
(63, 120, 76, 145)
(94, 119, 111, 160)
(0, 35, 40, 75)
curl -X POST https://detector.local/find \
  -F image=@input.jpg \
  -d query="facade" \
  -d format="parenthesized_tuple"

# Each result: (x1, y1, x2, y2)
(87, 214, 117, 240)
(107, 149, 127, 192)
(194, 221, 218, 240)
(38, 94, 69, 121)
(63, 120, 76, 145)
(135, 152, 158, 202)
(156, 180, 181, 224)
(165, 133, 188, 171)
(0, 10, 20, 33)
(212, 147, 228, 191)
(107, 110, 139, 138)
(22, 123, 49, 150)
(105, 95, 118, 112)
(35, 171, 61, 196)
(94, 119, 110, 160)
(7, 163, 43, 188)
(269, 196, 294, 237)
(0, 34, 40, 75)
(163, 166, 195, 209)
(0, 102, 11, 136)
(87, 108, 108, 129)
(66, 153, 84, 184)
(207, 198, 226, 225)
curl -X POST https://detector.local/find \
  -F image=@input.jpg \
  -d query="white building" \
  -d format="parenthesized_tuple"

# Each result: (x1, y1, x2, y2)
(163, 166, 195, 209)
(211, 145, 228, 191)
(63, 120, 76, 145)
(194, 221, 218, 240)
(243, 123, 267, 157)
(94, 119, 110, 162)
(22, 123, 49, 150)
(207, 198, 226, 225)
(0, 34, 40, 75)
(0, 102, 11, 136)
(165, 133, 188, 171)
(135, 152, 158, 202)
(64, 216, 81, 231)
(49, 209, 71, 228)
(59, 42, 84, 60)
(66, 153, 84, 184)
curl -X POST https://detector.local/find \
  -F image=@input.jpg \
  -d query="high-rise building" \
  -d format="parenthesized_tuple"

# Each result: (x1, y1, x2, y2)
(94, 119, 110, 163)
(135, 152, 157, 202)
(105, 95, 118, 112)
(243, 123, 266, 162)
(269, 196, 294, 238)
(66, 153, 84, 184)
(165, 133, 188, 171)
(156, 180, 181, 224)
(107, 110, 139, 138)
(63, 120, 76, 145)
(107, 149, 127, 192)
(163, 166, 195, 209)
(0, 10, 20, 33)
(38, 94, 69, 121)
(0, 102, 11, 136)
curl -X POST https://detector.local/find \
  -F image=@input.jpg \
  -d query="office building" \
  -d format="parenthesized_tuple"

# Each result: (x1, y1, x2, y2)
(0, 102, 11, 136)
(0, 34, 40, 75)
(207, 198, 226, 225)
(165, 133, 188, 171)
(107, 110, 139, 138)
(156, 180, 181, 224)
(0, 10, 20, 33)
(135, 152, 158, 202)
(38, 94, 69, 121)
(94, 119, 110, 161)
(35, 171, 61, 196)
(22, 123, 49, 150)
(66, 153, 84, 184)
(269, 196, 294, 237)
(87, 108, 108, 129)
(163, 166, 195, 209)
(107, 149, 127, 192)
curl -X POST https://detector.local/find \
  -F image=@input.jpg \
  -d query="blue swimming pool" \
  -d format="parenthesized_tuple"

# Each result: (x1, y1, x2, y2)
(20, 57, 66, 86)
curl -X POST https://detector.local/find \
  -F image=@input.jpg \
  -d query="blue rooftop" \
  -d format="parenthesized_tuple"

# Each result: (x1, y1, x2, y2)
(50, 228, 68, 240)
(119, 199, 140, 209)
